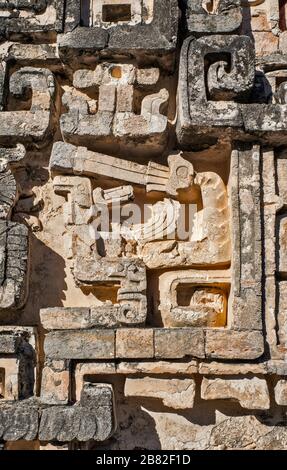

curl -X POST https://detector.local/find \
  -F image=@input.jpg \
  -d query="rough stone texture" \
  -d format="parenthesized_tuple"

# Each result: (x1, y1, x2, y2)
(58, 0, 179, 71)
(2, 0, 287, 451)
(154, 329, 205, 359)
(201, 377, 270, 410)
(44, 330, 115, 360)
(125, 377, 196, 409)
(274, 380, 287, 406)
(116, 329, 154, 359)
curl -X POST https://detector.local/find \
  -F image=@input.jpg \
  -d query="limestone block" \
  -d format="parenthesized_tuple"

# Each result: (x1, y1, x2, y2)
(177, 34, 287, 146)
(278, 282, 287, 347)
(58, 0, 179, 71)
(41, 361, 70, 405)
(201, 377, 270, 410)
(44, 330, 115, 360)
(0, 67, 55, 144)
(125, 377, 196, 409)
(0, 333, 19, 353)
(117, 361, 198, 375)
(0, 400, 38, 441)
(40, 307, 91, 330)
(186, 0, 242, 33)
(0, 1, 64, 38)
(60, 64, 169, 154)
(39, 384, 115, 442)
(0, 221, 29, 311)
(274, 380, 287, 406)
(0, 358, 18, 400)
(116, 329, 154, 359)
(205, 330, 264, 360)
(279, 216, 287, 273)
(154, 328, 205, 359)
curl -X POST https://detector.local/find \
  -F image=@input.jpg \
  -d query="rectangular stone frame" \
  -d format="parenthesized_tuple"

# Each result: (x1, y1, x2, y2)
(43, 144, 264, 362)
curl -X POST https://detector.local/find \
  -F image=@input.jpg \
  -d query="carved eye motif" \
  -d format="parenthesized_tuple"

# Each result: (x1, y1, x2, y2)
(176, 166, 188, 180)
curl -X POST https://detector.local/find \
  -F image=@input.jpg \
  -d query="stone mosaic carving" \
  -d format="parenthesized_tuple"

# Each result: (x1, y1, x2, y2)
(1, 0, 287, 451)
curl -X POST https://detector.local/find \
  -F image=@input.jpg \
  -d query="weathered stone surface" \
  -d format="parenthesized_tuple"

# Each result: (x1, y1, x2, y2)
(0, 0, 64, 39)
(154, 329, 205, 359)
(198, 362, 267, 376)
(125, 377, 196, 409)
(44, 330, 115, 360)
(0, 221, 29, 311)
(116, 329, 154, 359)
(205, 330, 264, 360)
(274, 380, 287, 406)
(0, 400, 38, 441)
(186, 0, 242, 33)
(0, 67, 55, 144)
(41, 361, 70, 405)
(58, 0, 179, 70)
(39, 383, 115, 442)
(201, 377, 270, 410)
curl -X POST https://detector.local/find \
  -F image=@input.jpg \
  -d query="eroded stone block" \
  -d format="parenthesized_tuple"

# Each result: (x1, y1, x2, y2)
(116, 328, 154, 358)
(59, 0, 179, 70)
(125, 377, 196, 409)
(0, 0, 64, 39)
(201, 377, 270, 410)
(0, 67, 55, 145)
(44, 330, 115, 360)
(274, 380, 287, 405)
(154, 328, 205, 359)
(41, 361, 70, 405)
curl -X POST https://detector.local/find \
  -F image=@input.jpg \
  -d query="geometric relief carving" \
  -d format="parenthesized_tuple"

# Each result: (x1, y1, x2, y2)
(0, 67, 56, 144)
(59, 0, 179, 70)
(60, 64, 169, 156)
(46, 140, 264, 360)
(185, 0, 242, 33)
(0, 1, 64, 39)
(263, 147, 287, 356)
(177, 34, 287, 148)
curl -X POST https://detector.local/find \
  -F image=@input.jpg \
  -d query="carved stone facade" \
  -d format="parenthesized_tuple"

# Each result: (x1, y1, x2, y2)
(1, 0, 287, 451)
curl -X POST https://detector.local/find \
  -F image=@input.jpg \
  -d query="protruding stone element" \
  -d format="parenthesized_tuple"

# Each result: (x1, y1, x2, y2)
(177, 35, 254, 148)
(177, 35, 287, 147)
(116, 329, 154, 358)
(201, 377, 270, 410)
(279, 216, 287, 274)
(125, 377, 196, 409)
(0, 67, 55, 144)
(0, 358, 20, 400)
(44, 330, 115, 360)
(0, 145, 26, 219)
(41, 361, 70, 405)
(274, 380, 287, 406)
(0, 0, 64, 39)
(60, 64, 169, 155)
(154, 328, 205, 359)
(205, 330, 264, 360)
(186, 0, 242, 33)
(0, 400, 38, 441)
(58, 0, 179, 71)
(158, 269, 230, 327)
(39, 383, 116, 442)
(0, 221, 29, 311)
